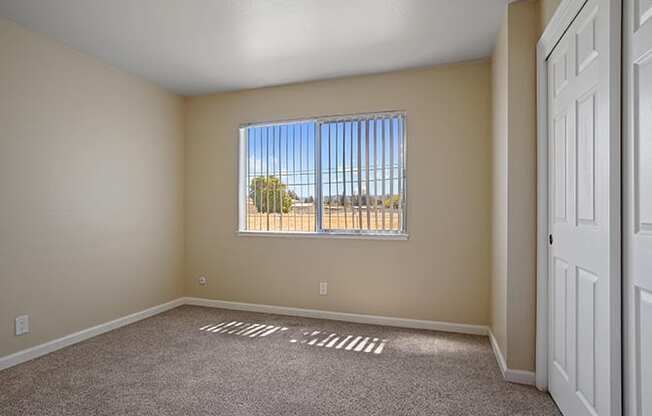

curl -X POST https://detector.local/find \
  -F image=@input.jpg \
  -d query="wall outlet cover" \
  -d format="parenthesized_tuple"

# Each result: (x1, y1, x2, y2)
(319, 282, 328, 296)
(15, 315, 29, 336)
(198, 276, 207, 286)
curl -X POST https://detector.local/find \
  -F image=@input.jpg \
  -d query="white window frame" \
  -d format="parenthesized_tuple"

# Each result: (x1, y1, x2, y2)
(237, 111, 408, 240)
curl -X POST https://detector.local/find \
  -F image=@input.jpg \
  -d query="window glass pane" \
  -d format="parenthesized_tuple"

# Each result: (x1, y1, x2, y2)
(240, 112, 406, 236)
(245, 122, 316, 232)
(320, 115, 405, 233)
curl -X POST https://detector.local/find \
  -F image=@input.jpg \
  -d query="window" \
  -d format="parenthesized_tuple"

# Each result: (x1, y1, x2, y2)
(238, 112, 406, 237)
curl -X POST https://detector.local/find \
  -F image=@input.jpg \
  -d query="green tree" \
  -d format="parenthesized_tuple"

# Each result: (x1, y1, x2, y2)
(249, 176, 293, 214)
(384, 195, 400, 209)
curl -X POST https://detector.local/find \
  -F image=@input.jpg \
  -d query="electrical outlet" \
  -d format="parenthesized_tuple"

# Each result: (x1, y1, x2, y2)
(198, 276, 207, 286)
(319, 281, 328, 296)
(15, 315, 29, 336)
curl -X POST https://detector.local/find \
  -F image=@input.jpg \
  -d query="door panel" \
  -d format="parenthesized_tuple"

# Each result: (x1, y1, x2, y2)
(553, 113, 569, 223)
(547, 0, 620, 414)
(576, 267, 597, 406)
(576, 90, 597, 226)
(636, 0, 652, 29)
(576, 91, 596, 225)
(625, 0, 652, 414)
(576, 8, 599, 74)
(553, 257, 570, 376)
(634, 54, 652, 233)
(636, 289, 652, 414)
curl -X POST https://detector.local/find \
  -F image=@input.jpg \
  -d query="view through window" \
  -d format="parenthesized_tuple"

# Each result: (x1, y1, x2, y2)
(240, 112, 406, 236)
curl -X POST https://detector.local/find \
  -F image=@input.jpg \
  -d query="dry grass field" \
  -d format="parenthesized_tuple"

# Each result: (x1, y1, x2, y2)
(246, 203, 402, 232)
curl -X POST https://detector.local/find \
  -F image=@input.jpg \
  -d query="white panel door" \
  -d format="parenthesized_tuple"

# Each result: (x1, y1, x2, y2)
(624, 0, 652, 415)
(547, 0, 621, 415)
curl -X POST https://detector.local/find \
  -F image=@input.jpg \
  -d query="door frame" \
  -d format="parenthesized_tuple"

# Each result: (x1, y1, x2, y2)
(535, 0, 622, 403)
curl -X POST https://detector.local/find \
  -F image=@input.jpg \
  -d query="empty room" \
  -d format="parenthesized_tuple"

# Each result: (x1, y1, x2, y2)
(0, 0, 648, 415)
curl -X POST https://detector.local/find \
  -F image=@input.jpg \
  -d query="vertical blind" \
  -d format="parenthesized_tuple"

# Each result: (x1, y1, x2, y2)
(241, 112, 406, 235)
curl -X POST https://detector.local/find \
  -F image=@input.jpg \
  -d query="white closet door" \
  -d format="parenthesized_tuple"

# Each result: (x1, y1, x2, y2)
(624, 0, 652, 415)
(546, 0, 621, 414)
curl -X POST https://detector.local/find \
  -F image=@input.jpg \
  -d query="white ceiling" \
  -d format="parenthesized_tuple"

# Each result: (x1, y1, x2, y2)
(0, 0, 507, 95)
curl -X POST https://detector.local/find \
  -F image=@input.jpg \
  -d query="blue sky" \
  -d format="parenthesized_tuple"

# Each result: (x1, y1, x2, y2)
(246, 118, 403, 199)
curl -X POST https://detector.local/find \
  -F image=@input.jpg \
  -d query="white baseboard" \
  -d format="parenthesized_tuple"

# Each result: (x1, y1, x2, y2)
(488, 329, 536, 386)
(488, 329, 508, 374)
(183, 297, 489, 336)
(1, 296, 491, 372)
(0, 298, 185, 371)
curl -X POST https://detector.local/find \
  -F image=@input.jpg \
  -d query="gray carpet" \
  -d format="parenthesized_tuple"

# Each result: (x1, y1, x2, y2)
(0, 306, 560, 415)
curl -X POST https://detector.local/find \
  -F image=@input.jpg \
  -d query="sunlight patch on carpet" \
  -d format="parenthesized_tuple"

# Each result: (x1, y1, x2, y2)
(199, 322, 387, 354)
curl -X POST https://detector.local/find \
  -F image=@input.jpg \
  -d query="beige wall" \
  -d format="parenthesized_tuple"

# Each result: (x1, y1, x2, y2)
(490, 0, 540, 372)
(491, 12, 509, 358)
(185, 62, 492, 326)
(0, 17, 185, 357)
(505, 0, 539, 372)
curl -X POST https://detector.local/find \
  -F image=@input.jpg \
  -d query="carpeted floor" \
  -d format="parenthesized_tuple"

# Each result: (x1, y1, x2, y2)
(0, 306, 560, 415)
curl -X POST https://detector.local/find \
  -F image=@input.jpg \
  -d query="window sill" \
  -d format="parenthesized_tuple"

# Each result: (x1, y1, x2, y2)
(236, 231, 409, 241)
